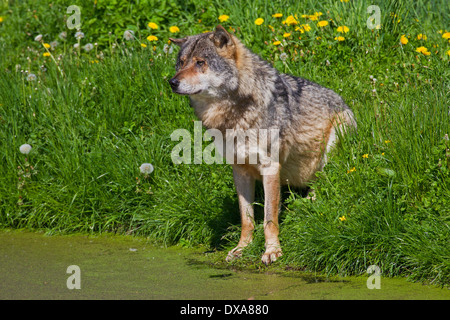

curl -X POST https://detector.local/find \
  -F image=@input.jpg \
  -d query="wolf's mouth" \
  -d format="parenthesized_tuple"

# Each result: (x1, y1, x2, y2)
(173, 89, 202, 96)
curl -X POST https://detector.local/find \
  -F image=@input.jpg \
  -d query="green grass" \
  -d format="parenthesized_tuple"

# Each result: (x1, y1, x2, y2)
(0, 0, 449, 286)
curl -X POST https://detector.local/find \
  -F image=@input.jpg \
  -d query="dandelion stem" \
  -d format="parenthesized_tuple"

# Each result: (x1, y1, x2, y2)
(77, 37, 81, 65)
(42, 42, 64, 77)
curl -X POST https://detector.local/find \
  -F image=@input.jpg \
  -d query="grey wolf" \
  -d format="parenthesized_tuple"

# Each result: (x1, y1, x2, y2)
(169, 25, 356, 265)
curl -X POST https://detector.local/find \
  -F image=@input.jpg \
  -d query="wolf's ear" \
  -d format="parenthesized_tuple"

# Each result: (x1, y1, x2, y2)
(212, 25, 234, 49)
(169, 37, 187, 46)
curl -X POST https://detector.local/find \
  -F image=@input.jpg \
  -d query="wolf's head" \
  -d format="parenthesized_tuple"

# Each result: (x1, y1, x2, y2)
(168, 25, 239, 98)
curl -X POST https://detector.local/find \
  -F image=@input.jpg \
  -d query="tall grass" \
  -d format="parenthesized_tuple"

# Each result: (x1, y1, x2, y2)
(0, 0, 449, 286)
(0, 52, 237, 244)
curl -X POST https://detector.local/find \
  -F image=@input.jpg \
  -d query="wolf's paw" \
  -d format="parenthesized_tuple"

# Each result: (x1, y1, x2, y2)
(226, 247, 243, 262)
(305, 189, 316, 201)
(261, 247, 282, 265)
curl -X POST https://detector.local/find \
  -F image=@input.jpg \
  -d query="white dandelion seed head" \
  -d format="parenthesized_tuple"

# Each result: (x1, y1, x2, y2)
(123, 30, 135, 41)
(83, 43, 94, 52)
(75, 31, 85, 40)
(34, 34, 43, 42)
(73, 43, 80, 49)
(26, 73, 37, 81)
(59, 31, 67, 40)
(19, 144, 32, 155)
(139, 163, 154, 175)
(279, 52, 288, 62)
(50, 41, 58, 49)
(163, 44, 174, 54)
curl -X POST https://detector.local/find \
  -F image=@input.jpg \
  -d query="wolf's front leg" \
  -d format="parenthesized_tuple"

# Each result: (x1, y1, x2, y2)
(261, 164, 282, 265)
(226, 165, 255, 262)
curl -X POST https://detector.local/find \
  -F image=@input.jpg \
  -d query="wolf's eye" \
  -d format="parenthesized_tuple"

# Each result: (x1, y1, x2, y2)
(196, 60, 205, 67)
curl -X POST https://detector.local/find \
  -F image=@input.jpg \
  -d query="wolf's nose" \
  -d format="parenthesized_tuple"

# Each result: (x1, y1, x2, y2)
(169, 78, 180, 89)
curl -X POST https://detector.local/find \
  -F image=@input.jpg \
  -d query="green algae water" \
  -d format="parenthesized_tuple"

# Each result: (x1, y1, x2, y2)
(0, 230, 448, 300)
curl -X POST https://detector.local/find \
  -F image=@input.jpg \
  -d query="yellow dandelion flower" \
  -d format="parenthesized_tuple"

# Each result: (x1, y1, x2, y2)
(272, 13, 283, 18)
(308, 15, 318, 21)
(334, 36, 345, 41)
(362, 154, 369, 158)
(218, 14, 229, 22)
(417, 33, 427, 40)
(340, 0, 349, 2)
(147, 22, 158, 30)
(336, 26, 349, 33)
(339, 216, 347, 221)
(347, 167, 356, 173)
(43, 43, 51, 49)
(447, 49, 450, 56)
(141, 43, 147, 48)
(147, 35, 158, 42)
(273, 41, 281, 46)
(400, 35, 408, 45)
(295, 26, 305, 33)
(43, 52, 51, 57)
(442, 32, 450, 39)
(301, 24, 311, 32)
(283, 32, 291, 38)
(283, 15, 298, 25)
(317, 20, 328, 27)
(416, 46, 430, 55)
(169, 26, 180, 33)
(384, 140, 391, 144)
(314, 12, 323, 17)
(268, 25, 275, 31)
(255, 18, 264, 25)
(0, 17, 3, 23)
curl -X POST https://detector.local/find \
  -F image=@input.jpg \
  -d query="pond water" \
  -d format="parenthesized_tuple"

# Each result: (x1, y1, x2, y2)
(0, 230, 448, 300)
